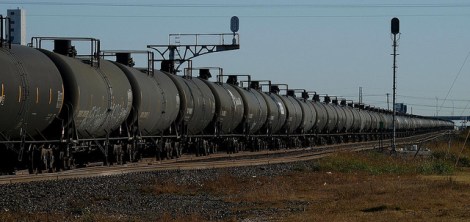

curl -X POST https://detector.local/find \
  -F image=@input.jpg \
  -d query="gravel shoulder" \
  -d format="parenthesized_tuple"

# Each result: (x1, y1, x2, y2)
(0, 161, 315, 221)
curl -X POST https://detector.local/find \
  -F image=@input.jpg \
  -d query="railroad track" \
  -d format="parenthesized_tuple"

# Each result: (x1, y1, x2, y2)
(0, 131, 450, 184)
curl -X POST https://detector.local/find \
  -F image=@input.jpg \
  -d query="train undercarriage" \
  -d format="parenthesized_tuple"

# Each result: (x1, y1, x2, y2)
(0, 127, 449, 175)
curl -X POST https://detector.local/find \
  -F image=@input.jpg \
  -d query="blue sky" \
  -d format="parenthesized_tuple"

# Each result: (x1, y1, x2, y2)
(2, 0, 470, 118)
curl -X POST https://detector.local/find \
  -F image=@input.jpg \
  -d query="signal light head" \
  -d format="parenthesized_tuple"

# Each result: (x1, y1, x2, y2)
(391, 17, 400, 34)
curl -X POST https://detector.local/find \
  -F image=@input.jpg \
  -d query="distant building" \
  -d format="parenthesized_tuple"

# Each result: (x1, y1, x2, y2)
(394, 103, 407, 114)
(6, 8, 26, 45)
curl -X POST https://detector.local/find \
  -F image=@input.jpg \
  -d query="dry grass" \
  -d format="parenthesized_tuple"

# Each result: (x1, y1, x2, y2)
(144, 130, 470, 221)
(145, 165, 470, 221)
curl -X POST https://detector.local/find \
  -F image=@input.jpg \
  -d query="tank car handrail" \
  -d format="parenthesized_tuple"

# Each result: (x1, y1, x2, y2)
(248, 80, 271, 92)
(306, 91, 321, 102)
(30, 37, 101, 67)
(316, 94, 332, 104)
(270, 84, 289, 95)
(101, 50, 155, 76)
(0, 15, 12, 49)
(0, 15, 2, 46)
(288, 89, 309, 100)
(0, 15, 3, 47)
(342, 99, 354, 106)
(185, 66, 223, 80)
(217, 73, 251, 89)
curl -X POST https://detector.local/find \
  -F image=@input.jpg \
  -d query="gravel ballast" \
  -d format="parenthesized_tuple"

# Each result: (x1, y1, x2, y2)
(0, 161, 317, 221)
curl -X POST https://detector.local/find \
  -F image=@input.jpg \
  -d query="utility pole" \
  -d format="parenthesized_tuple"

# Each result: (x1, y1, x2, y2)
(391, 17, 400, 153)
(386, 93, 390, 110)
(359, 87, 363, 104)
(435, 97, 439, 116)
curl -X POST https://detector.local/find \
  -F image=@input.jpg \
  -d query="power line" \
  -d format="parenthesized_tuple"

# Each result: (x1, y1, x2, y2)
(5, 2, 470, 8)
(437, 49, 470, 113)
(397, 94, 470, 102)
(26, 14, 470, 19)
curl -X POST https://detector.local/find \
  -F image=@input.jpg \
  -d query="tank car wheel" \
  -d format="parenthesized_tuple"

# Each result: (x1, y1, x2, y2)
(31, 145, 43, 174)
(62, 155, 70, 171)
(155, 140, 162, 161)
(213, 142, 219, 154)
(174, 142, 181, 158)
(165, 142, 171, 159)
(203, 140, 209, 156)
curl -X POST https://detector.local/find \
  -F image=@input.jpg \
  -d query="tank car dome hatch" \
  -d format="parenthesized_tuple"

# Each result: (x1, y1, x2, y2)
(0, 45, 64, 139)
(198, 69, 212, 80)
(38, 49, 133, 138)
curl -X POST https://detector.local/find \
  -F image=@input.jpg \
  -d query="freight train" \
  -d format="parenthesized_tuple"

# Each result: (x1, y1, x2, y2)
(0, 37, 453, 174)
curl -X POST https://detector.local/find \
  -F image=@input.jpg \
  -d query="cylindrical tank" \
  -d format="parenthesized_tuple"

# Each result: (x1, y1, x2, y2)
(384, 112, 393, 130)
(294, 98, 316, 133)
(114, 65, 180, 135)
(358, 109, 371, 132)
(40, 49, 133, 138)
(276, 95, 303, 134)
(256, 92, 282, 134)
(375, 112, 387, 131)
(323, 103, 338, 132)
(166, 74, 216, 135)
(402, 116, 410, 130)
(265, 93, 288, 134)
(368, 111, 379, 131)
(310, 101, 328, 133)
(331, 104, 346, 132)
(202, 80, 244, 134)
(0, 45, 64, 139)
(232, 86, 268, 134)
(345, 105, 361, 132)
(340, 105, 354, 132)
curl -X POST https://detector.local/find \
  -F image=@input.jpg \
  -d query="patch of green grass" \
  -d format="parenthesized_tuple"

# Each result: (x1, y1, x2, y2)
(416, 160, 454, 175)
(432, 151, 470, 168)
(316, 151, 455, 176)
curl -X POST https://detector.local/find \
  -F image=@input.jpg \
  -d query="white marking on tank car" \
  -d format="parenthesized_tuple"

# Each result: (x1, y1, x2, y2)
(140, 112, 150, 119)
(187, 108, 193, 115)
(176, 94, 180, 108)
(277, 102, 285, 115)
(56, 91, 63, 109)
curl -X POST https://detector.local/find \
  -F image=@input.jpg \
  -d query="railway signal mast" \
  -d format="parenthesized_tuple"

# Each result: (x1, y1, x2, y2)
(148, 16, 240, 74)
(391, 17, 400, 153)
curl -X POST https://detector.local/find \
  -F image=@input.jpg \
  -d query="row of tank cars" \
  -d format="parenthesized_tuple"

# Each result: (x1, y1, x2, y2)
(0, 37, 453, 174)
